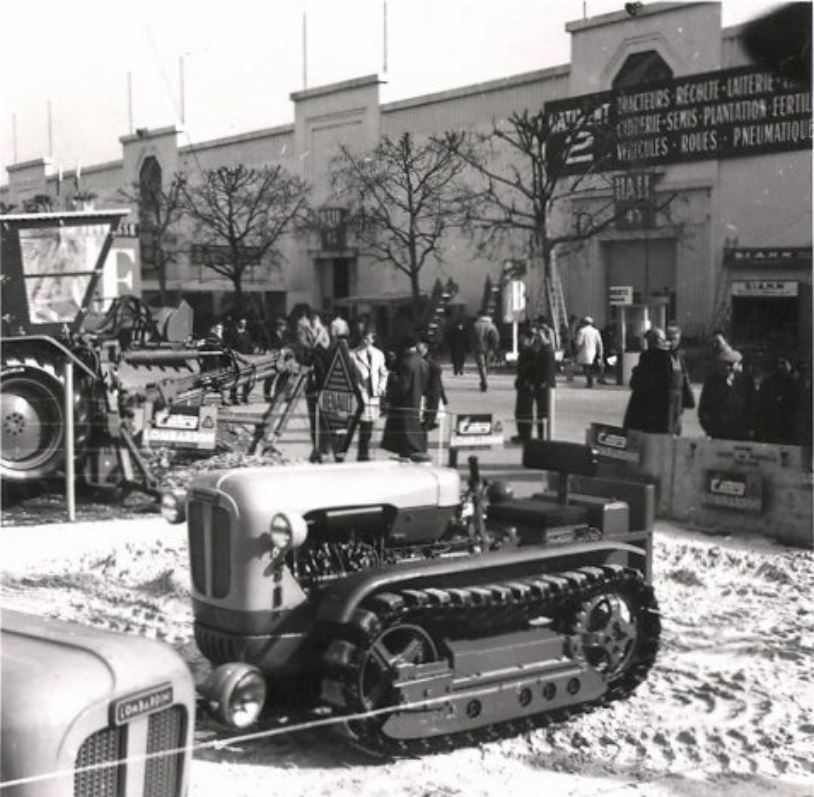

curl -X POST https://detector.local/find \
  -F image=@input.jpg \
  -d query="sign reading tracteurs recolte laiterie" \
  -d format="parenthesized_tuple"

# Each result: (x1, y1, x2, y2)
(546, 65, 812, 175)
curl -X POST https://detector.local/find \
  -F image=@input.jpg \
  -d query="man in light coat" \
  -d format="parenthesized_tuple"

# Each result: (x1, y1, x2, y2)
(575, 316, 604, 388)
(351, 329, 388, 461)
(471, 312, 500, 392)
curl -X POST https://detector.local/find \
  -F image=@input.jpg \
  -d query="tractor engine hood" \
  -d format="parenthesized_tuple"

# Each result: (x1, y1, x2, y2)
(190, 460, 461, 513)
(1, 609, 192, 785)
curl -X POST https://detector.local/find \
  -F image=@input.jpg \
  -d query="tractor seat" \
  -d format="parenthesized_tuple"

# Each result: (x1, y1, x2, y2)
(486, 498, 588, 529)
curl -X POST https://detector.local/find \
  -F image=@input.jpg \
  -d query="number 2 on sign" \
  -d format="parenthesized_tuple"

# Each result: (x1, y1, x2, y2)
(565, 129, 594, 165)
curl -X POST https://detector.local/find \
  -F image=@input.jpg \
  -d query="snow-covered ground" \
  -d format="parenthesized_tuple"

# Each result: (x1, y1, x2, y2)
(2, 517, 812, 797)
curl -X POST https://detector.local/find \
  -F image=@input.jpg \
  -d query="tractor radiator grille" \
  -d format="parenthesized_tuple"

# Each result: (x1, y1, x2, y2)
(74, 726, 124, 797)
(144, 706, 186, 797)
(188, 498, 231, 598)
(73, 707, 187, 797)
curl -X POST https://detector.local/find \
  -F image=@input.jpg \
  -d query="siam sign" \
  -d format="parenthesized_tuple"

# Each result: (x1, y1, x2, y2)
(545, 65, 812, 174)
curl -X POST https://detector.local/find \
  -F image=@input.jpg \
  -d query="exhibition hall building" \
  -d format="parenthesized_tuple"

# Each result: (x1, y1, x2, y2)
(3, 2, 811, 351)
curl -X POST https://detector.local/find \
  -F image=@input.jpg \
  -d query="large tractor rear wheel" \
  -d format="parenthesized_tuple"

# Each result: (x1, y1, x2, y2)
(1, 354, 92, 484)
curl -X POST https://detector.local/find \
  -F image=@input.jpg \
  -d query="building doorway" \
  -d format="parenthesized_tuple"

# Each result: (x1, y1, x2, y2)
(604, 238, 677, 323)
(318, 257, 355, 313)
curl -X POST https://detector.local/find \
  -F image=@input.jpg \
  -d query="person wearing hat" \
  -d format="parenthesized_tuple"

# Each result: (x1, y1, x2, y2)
(666, 323, 696, 435)
(698, 345, 756, 441)
(471, 310, 500, 392)
(512, 322, 557, 443)
(574, 315, 604, 388)
(623, 327, 674, 433)
(380, 334, 431, 461)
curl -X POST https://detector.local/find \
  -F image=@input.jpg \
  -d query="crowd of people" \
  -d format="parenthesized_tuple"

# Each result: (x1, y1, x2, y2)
(624, 327, 811, 446)
(201, 305, 811, 456)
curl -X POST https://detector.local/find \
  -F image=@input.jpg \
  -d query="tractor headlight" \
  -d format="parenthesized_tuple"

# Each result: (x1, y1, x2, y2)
(269, 512, 307, 551)
(203, 663, 267, 729)
(161, 490, 187, 524)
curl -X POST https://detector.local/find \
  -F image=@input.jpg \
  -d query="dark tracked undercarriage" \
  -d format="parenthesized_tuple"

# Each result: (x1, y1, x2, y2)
(319, 564, 661, 757)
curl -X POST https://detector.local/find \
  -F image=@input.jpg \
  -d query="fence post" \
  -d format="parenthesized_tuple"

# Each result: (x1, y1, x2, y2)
(64, 361, 76, 522)
(436, 409, 446, 467)
(547, 385, 556, 440)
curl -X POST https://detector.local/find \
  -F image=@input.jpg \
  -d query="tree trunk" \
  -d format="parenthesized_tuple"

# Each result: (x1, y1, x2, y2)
(157, 256, 167, 306)
(409, 270, 423, 321)
(232, 270, 244, 316)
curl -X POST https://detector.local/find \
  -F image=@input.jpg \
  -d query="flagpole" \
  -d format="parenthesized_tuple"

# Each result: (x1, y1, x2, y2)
(47, 101, 53, 158)
(127, 72, 133, 134)
(179, 55, 185, 124)
(302, 13, 308, 89)
(383, 1, 388, 75)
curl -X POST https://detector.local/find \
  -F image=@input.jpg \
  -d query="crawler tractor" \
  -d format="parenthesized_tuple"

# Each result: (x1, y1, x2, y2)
(176, 440, 661, 754)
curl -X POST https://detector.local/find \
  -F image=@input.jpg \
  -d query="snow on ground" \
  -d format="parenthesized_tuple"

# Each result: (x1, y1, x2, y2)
(1, 518, 812, 797)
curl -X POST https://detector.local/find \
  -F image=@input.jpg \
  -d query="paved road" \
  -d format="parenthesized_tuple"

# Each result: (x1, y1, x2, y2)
(267, 363, 703, 494)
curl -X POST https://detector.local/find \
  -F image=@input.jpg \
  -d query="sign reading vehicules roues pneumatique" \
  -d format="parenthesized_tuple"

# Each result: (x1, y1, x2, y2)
(546, 65, 812, 175)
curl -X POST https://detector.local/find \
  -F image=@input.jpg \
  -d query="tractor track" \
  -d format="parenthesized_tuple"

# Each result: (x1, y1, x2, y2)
(320, 564, 661, 757)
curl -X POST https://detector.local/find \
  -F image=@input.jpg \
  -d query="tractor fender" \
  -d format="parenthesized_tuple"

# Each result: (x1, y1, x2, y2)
(315, 539, 650, 627)
(1, 336, 97, 380)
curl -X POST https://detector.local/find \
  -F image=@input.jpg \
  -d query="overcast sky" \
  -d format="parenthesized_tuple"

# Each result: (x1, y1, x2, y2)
(1, 0, 781, 174)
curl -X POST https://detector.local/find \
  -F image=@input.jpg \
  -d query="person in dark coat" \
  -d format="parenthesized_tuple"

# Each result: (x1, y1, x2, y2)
(698, 346, 756, 441)
(229, 317, 254, 404)
(623, 328, 674, 433)
(446, 321, 468, 376)
(419, 339, 447, 431)
(755, 356, 797, 444)
(666, 323, 696, 435)
(511, 324, 557, 443)
(381, 335, 430, 461)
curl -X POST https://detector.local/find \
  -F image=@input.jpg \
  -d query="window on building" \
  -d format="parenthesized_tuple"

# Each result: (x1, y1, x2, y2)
(612, 50, 673, 89)
(139, 156, 162, 273)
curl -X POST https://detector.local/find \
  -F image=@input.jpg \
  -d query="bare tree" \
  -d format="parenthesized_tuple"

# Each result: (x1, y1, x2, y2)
(437, 108, 676, 322)
(182, 164, 310, 314)
(330, 132, 468, 315)
(119, 174, 186, 305)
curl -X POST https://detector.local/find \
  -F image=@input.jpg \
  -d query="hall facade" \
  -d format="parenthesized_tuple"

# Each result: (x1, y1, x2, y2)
(3, 2, 811, 349)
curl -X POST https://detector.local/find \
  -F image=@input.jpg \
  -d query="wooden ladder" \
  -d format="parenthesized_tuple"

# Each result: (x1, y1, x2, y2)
(544, 252, 569, 350)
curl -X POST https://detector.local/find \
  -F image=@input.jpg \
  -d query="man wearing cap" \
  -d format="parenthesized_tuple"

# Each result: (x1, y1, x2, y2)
(471, 311, 500, 392)
(698, 346, 756, 441)
(624, 327, 673, 433)
(575, 316, 604, 388)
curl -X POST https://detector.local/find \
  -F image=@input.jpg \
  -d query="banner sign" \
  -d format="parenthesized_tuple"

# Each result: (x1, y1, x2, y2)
(703, 470, 763, 512)
(588, 423, 641, 463)
(317, 340, 363, 459)
(546, 65, 812, 175)
(724, 247, 812, 269)
(449, 413, 504, 450)
(731, 280, 799, 297)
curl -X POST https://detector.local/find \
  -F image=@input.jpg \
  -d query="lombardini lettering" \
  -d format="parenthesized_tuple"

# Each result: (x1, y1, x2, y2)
(113, 685, 173, 725)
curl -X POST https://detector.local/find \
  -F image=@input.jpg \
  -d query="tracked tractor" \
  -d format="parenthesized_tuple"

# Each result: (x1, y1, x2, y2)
(170, 440, 661, 754)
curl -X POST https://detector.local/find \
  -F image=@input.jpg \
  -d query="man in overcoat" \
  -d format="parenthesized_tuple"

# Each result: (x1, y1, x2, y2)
(381, 335, 430, 461)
